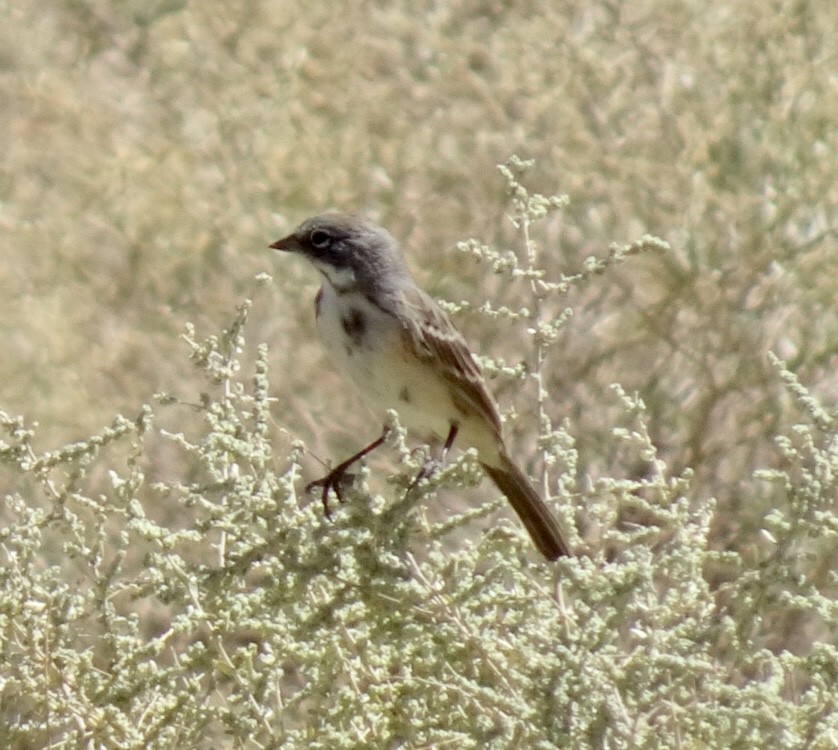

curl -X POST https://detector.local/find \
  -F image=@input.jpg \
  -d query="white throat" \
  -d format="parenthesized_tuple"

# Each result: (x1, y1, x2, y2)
(315, 262, 357, 293)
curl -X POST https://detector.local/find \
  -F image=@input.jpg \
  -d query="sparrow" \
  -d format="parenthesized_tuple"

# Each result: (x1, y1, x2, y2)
(271, 213, 571, 560)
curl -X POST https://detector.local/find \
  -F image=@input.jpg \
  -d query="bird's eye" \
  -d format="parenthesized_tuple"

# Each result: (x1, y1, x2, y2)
(310, 229, 331, 248)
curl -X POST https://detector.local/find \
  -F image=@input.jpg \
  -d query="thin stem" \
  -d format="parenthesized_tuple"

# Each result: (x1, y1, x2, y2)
(521, 215, 550, 503)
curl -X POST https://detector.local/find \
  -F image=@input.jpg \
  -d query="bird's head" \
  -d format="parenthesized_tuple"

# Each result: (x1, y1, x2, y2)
(271, 213, 409, 293)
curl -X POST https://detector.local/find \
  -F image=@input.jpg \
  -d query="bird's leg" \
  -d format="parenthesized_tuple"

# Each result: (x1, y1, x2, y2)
(307, 431, 387, 517)
(441, 422, 459, 459)
(409, 423, 459, 491)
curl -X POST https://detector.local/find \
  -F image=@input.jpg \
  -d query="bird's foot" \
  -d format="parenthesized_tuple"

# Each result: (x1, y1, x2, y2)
(306, 467, 356, 518)
(407, 456, 443, 493)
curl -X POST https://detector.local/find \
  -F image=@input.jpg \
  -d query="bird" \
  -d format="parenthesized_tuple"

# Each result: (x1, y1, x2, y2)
(270, 213, 571, 560)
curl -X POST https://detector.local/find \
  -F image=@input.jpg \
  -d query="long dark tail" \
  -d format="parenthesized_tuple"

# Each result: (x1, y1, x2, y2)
(480, 454, 571, 560)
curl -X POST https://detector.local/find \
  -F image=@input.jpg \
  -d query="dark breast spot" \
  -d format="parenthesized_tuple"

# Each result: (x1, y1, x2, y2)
(398, 387, 411, 404)
(340, 307, 367, 345)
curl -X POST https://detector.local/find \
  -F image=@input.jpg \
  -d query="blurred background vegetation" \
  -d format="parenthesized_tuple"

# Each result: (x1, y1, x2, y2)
(3, 0, 835, 556)
(1, 0, 836, 746)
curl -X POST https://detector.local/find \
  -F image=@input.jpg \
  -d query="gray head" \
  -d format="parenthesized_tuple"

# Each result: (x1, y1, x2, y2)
(270, 213, 410, 294)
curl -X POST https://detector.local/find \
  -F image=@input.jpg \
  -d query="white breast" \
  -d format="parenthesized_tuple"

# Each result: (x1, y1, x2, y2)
(314, 282, 502, 461)
(315, 284, 467, 443)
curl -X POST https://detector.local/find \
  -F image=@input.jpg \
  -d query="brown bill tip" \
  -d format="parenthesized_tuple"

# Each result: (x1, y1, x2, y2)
(269, 235, 294, 251)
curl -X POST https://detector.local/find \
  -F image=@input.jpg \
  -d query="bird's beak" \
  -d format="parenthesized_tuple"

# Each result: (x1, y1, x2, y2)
(269, 233, 297, 252)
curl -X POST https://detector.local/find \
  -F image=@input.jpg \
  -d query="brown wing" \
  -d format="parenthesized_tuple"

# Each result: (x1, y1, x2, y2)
(396, 285, 503, 438)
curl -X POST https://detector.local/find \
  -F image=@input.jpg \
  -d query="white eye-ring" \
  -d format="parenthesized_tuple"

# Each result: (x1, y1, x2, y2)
(310, 229, 331, 248)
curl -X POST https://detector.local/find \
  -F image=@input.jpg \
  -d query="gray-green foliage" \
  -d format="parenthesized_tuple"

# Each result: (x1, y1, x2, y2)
(2, 174, 835, 749)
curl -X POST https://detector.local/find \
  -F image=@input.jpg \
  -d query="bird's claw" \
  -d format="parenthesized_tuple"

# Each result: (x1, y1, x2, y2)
(408, 457, 443, 493)
(306, 468, 355, 518)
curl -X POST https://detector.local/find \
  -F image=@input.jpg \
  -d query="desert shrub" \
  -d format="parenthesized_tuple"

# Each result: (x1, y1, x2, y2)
(2, 0, 836, 746)
(1, 176, 835, 748)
